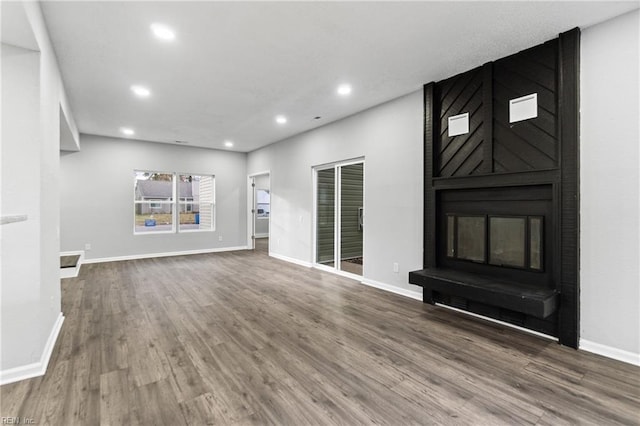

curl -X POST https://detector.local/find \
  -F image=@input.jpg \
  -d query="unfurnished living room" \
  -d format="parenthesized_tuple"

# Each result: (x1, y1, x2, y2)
(1, 1, 639, 424)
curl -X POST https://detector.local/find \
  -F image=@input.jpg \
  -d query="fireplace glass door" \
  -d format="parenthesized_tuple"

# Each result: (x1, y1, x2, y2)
(446, 214, 543, 271)
(489, 217, 526, 267)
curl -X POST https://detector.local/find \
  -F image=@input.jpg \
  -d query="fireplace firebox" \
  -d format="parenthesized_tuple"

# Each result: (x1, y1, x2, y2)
(438, 185, 552, 287)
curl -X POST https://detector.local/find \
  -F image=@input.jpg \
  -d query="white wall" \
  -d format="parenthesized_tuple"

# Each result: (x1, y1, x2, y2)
(1, 1, 76, 382)
(1, 43, 44, 374)
(247, 91, 424, 295)
(580, 10, 640, 363)
(60, 135, 248, 260)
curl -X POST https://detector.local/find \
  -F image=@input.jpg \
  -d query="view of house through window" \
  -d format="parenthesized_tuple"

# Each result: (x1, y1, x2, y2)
(134, 171, 215, 234)
(178, 174, 215, 232)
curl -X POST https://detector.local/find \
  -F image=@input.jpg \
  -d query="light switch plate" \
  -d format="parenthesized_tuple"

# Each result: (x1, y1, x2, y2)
(448, 112, 469, 137)
(509, 93, 538, 123)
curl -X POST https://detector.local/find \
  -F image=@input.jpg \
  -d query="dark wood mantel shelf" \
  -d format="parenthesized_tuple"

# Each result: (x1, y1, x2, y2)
(409, 268, 559, 319)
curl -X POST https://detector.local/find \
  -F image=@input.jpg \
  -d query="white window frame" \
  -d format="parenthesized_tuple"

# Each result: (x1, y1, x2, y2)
(177, 173, 216, 233)
(134, 170, 176, 235)
(133, 170, 216, 235)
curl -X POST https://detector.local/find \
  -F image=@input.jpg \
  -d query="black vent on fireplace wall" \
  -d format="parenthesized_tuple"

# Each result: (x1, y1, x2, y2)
(410, 28, 580, 348)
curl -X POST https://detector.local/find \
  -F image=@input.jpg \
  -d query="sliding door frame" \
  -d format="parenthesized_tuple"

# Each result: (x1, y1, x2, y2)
(312, 157, 365, 280)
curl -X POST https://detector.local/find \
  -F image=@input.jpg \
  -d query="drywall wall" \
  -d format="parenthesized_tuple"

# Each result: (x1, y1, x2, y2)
(1, 43, 44, 374)
(60, 135, 248, 260)
(580, 9, 640, 362)
(247, 90, 424, 295)
(1, 1, 77, 381)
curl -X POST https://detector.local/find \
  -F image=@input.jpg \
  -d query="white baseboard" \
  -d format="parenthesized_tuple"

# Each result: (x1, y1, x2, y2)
(312, 263, 363, 281)
(361, 278, 423, 301)
(269, 252, 312, 268)
(0, 313, 65, 386)
(255, 233, 269, 239)
(434, 303, 558, 342)
(60, 250, 84, 279)
(60, 250, 85, 257)
(82, 246, 249, 264)
(580, 339, 640, 366)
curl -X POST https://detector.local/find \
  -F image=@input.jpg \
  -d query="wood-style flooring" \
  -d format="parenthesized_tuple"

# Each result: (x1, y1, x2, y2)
(1, 248, 639, 425)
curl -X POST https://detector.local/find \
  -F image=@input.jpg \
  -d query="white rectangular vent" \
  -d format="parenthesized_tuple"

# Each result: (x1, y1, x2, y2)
(509, 93, 538, 123)
(448, 112, 470, 137)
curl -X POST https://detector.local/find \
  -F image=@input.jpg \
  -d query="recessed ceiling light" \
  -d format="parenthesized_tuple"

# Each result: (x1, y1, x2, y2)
(120, 127, 135, 136)
(275, 115, 287, 125)
(150, 23, 176, 41)
(130, 85, 151, 98)
(224, 141, 234, 148)
(337, 84, 352, 96)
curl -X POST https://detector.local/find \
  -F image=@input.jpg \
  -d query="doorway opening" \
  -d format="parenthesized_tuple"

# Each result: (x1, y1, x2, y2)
(248, 172, 270, 253)
(314, 159, 364, 277)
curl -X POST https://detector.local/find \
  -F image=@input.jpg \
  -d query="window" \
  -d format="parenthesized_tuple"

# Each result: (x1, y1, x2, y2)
(134, 170, 215, 234)
(178, 174, 215, 232)
(446, 214, 543, 271)
(134, 172, 175, 234)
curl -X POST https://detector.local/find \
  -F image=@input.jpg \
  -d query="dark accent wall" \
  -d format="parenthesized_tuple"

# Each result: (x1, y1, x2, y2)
(420, 29, 580, 347)
(493, 40, 559, 172)
(436, 68, 486, 177)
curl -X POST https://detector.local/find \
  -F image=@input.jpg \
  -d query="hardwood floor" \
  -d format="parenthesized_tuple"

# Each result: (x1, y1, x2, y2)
(1, 248, 639, 425)
(254, 238, 268, 254)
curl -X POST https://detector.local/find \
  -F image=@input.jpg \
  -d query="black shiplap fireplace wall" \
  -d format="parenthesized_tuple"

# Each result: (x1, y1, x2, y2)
(413, 28, 579, 347)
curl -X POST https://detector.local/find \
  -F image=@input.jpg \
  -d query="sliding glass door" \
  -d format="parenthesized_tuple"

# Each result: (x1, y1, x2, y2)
(315, 160, 364, 277)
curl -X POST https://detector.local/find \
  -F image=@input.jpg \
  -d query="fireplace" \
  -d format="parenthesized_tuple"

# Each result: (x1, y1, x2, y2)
(409, 185, 559, 336)
(409, 28, 579, 347)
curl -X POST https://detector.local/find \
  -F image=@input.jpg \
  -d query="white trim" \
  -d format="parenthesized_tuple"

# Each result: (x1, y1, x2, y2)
(60, 250, 84, 257)
(435, 303, 558, 342)
(60, 250, 84, 279)
(0, 313, 65, 386)
(255, 233, 269, 239)
(313, 263, 362, 281)
(361, 278, 423, 301)
(1, 214, 28, 225)
(580, 339, 640, 366)
(249, 170, 272, 178)
(82, 246, 249, 264)
(269, 252, 312, 268)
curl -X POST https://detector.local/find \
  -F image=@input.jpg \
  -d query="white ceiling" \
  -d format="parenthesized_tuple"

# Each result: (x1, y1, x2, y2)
(2, 1, 39, 51)
(41, 1, 638, 152)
